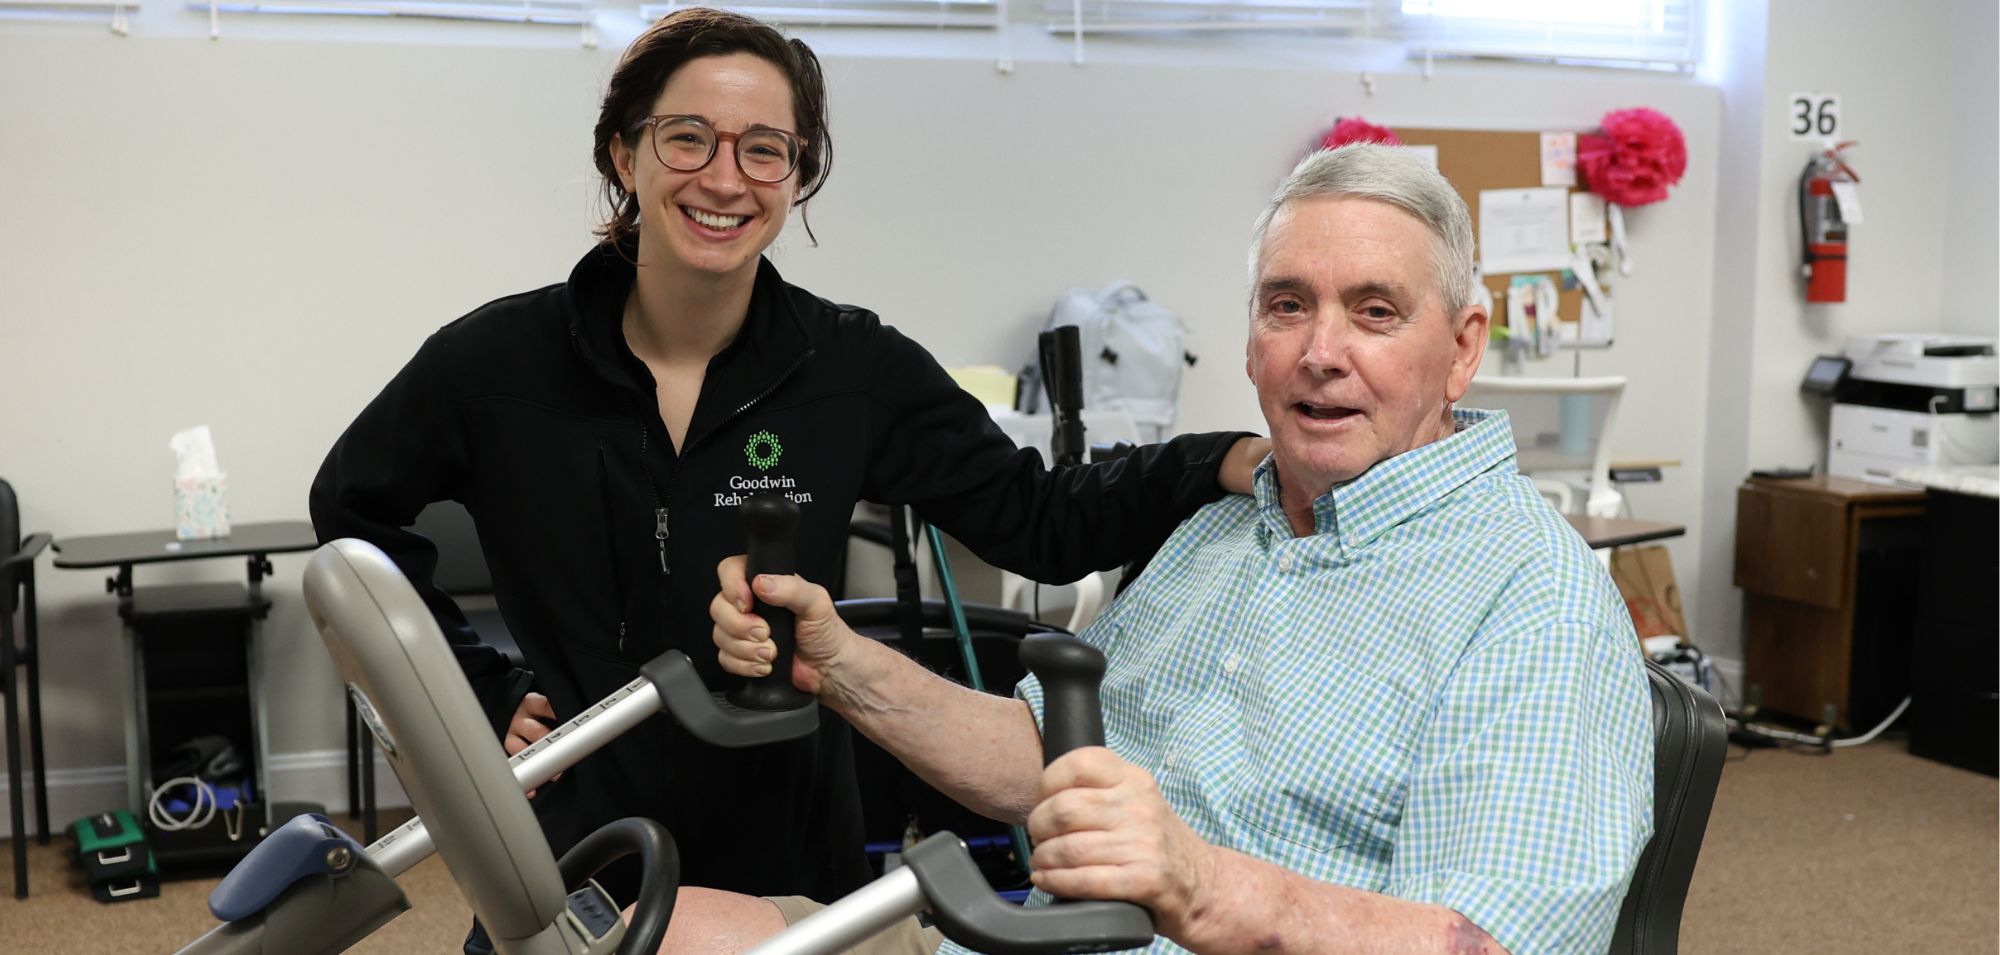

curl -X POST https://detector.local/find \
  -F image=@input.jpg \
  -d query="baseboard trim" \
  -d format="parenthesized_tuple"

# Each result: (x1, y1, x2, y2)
(0, 749, 411, 840)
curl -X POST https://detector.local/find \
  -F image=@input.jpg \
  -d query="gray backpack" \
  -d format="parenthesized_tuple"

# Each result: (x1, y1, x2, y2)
(1040, 282, 1195, 443)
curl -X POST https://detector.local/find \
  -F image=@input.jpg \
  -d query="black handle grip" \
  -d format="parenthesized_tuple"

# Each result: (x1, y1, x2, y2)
(645, 652, 818, 747)
(906, 832, 1155, 954)
(1019, 633, 1108, 765)
(728, 493, 813, 711)
(1014, 633, 1155, 938)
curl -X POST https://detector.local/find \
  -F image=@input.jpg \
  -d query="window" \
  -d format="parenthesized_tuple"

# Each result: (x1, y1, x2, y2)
(54, 0, 1696, 69)
(643, 0, 1009, 68)
(1040, 0, 1696, 70)
(1400, 0, 1699, 70)
(643, 0, 1002, 30)
(1039, 0, 1372, 65)
(1044, 0, 1372, 36)
(1, 0, 136, 33)
(190, 0, 595, 38)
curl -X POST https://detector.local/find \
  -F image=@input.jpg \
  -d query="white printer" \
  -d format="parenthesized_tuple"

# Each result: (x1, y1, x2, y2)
(1828, 333, 1999, 485)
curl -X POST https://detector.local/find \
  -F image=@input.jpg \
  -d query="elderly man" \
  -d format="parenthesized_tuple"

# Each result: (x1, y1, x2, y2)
(676, 143, 1654, 954)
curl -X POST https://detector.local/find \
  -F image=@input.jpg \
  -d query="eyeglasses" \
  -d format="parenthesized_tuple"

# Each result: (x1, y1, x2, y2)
(631, 114, 805, 184)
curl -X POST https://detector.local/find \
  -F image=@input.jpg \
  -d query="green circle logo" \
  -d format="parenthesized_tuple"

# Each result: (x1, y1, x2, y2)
(746, 430, 783, 471)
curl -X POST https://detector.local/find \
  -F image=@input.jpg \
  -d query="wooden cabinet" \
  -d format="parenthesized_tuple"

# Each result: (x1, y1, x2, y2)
(1734, 476, 1925, 730)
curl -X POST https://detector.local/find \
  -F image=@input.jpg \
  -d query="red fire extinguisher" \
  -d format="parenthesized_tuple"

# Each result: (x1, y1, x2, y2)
(1799, 141, 1859, 303)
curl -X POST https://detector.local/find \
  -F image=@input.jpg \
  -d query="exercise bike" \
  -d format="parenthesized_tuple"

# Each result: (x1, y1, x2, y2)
(174, 494, 1154, 955)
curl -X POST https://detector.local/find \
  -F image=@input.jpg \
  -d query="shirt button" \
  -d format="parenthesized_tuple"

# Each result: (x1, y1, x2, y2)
(1277, 554, 1295, 573)
(1222, 654, 1241, 675)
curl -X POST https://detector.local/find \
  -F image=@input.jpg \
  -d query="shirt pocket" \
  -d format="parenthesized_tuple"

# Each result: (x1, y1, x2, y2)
(1222, 654, 1418, 856)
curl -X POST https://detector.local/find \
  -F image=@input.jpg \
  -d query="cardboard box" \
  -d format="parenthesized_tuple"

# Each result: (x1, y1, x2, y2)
(1611, 545, 1687, 639)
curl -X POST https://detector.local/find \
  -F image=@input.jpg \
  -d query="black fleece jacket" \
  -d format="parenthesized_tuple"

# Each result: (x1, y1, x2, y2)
(309, 243, 1248, 902)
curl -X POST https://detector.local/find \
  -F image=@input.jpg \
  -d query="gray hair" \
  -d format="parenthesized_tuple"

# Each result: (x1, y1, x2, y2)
(1247, 143, 1477, 314)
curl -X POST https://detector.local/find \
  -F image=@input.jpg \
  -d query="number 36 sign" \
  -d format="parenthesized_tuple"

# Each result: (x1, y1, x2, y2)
(1789, 92, 1842, 140)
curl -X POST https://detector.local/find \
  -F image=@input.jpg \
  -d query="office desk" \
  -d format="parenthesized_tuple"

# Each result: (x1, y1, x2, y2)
(52, 521, 320, 870)
(1734, 476, 1924, 731)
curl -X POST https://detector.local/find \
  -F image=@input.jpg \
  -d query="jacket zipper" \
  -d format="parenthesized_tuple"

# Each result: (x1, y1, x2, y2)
(655, 507, 670, 573)
(641, 346, 816, 585)
(641, 424, 663, 574)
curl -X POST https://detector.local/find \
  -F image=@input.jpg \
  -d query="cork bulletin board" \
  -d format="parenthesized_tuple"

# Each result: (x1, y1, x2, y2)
(1391, 126, 1610, 345)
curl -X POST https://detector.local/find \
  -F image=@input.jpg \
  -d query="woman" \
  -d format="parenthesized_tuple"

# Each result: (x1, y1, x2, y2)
(308, 6, 1264, 942)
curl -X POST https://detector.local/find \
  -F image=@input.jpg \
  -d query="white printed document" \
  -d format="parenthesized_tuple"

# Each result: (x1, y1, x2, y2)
(1479, 187, 1572, 275)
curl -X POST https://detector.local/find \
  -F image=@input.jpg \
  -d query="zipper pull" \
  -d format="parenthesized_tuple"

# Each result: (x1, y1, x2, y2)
(617, 621, 626, 654)
(655, 507, 670, 574)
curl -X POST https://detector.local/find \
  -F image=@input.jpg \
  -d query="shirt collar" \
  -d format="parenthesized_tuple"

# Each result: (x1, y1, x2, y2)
(565, 246, 812, 398)
(1253, 408, 1517, 552)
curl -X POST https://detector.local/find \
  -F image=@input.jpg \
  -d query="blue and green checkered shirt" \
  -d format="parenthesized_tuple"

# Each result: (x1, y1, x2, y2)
(986, 409, 1654, 955)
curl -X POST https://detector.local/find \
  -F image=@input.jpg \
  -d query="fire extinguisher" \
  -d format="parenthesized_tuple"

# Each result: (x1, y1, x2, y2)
(1799, 141, 1859, 303)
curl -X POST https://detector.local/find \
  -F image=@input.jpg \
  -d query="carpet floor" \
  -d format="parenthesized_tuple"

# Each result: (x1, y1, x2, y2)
(2, 736, 1992, 953)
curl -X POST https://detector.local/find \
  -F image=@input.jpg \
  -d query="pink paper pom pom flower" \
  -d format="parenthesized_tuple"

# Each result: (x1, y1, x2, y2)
(1320, 117, 1404, 150)
(1578, 107, 1687, 207)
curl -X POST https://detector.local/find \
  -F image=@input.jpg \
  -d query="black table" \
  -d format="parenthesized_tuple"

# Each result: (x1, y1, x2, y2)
(53, 521, 319, 588)
(1563, 514, 1686, 550)
(53, 521, 321, 871)
(1906, 483, 1998, 775)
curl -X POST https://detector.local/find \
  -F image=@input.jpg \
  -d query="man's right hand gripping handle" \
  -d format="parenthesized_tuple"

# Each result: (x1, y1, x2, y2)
(903, 633, 1157, 955)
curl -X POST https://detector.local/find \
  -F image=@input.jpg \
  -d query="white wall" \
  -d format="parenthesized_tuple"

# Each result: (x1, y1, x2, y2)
(1692, 0, 1768, 695)
(1941, 0, 2000, 339)
(1744, 0, 1960, 471)
(4, 17, 1727, 827)
(1690, 0, 1996, 677)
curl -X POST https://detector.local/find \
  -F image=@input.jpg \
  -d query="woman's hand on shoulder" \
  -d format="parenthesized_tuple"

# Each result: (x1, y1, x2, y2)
(1218, 436, 1271, 496)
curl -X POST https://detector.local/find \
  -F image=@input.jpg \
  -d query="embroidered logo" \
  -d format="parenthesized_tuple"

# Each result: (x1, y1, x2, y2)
(745, 430, 783, 471)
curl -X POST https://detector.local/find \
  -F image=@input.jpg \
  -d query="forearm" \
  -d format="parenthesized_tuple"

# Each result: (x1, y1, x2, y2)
(1176, 848, 1507, 955)
(817, 636, 1045, 824)
(899, 431, 1251, 585)
(1004, 430, 1251, 582)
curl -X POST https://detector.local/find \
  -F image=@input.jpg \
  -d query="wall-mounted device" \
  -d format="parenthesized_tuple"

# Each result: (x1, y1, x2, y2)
(1800, 355, 1851, 396)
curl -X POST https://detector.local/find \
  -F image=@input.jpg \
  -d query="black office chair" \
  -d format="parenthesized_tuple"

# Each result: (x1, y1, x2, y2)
(838, 596, 1055, 892)
(346, 500, 517, 841)
(410, 500, 518, 665)
(837, 505, 1069, 892)
(0, 478, 51, 900)
(1609, 658, 1728, 953)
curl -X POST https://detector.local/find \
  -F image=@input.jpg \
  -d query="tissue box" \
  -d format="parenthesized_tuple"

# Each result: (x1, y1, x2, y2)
(174, 474, 231, 540)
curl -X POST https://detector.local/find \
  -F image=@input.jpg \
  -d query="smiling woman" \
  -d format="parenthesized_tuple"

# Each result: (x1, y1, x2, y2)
(306, 6, 1270, 953)
(611, 52, 806, 326)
